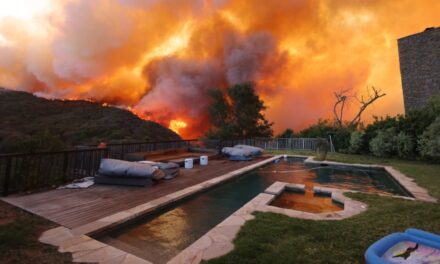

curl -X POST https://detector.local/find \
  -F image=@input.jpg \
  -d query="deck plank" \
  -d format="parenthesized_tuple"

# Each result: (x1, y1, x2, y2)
(2, 157, 270, 228)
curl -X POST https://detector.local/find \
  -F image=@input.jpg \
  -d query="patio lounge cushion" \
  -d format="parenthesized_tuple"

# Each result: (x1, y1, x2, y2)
(229, 155, 253, 161)
(94, 174, 153, 187)
(221, 147, 253, 157)
(233, 144, 264, 156)
(99, 158, 159, 178)
(138, 161, 180, 179)
(126, 162, 159, 178)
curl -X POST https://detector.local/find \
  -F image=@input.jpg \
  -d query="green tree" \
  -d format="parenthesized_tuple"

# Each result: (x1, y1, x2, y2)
(277, 128, 295, 138)
(206, 83, 273, 139)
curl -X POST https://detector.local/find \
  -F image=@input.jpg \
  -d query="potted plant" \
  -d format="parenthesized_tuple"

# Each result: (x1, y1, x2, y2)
(315, 138, 330, 161)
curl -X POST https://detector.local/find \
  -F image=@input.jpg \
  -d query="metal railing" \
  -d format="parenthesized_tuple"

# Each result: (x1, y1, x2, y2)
(0, 138, 322, 196)
(0, 139, 197, 196)
(203, 138, 321, 151)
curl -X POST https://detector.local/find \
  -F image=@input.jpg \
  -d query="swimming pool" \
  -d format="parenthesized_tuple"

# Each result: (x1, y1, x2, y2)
(97, 157, 410, 263)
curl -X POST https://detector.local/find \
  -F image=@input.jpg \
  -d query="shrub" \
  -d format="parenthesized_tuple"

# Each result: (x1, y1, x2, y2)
(418, 117, 440, 160)
(298, 119, 354, 151)
(369, 128, 397, 157)
(348, 131, 365, 154)
(395, 132, 415, 159)
(363, 116, 399, 153)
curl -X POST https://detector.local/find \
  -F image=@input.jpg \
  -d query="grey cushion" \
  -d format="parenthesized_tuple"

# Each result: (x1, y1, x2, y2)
(221, 147, 252, 157)
(233, 145, 263, 156)
(137, 161, 179, 179)
(99, 159, 158, 178)
(94, 174, 153, 187)
(126, 163, 159, 178)
(99, 159, 129, 176)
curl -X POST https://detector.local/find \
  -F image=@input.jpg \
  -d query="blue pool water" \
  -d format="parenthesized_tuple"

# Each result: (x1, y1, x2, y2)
(98, 157, 410, 263)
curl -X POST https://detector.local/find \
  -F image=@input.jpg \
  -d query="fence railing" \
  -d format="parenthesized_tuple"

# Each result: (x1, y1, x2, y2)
(204, 138, 321, 151)
(0, 138, 322, 196)
(0, 139, 197, 196)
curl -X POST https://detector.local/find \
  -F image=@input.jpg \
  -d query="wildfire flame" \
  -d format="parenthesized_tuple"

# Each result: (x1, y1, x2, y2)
(169, 120, 188, 136)
(0, 0, 439, 138)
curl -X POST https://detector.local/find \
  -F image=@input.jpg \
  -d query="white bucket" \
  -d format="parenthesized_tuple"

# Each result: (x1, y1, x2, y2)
(184, 158, 194, 169)
(200, 156, 208, 166)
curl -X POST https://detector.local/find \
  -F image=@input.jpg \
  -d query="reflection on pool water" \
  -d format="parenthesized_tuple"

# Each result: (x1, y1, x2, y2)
(270, 190, 343, 213)
(258, 158, 409, 196)
(97, 157, 410, 263)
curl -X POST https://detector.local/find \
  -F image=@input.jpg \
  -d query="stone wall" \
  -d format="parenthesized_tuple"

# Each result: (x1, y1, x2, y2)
(398, 27, 440, 112)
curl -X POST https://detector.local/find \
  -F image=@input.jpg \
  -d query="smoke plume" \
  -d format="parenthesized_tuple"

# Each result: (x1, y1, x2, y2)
(0, 0, 439, 137)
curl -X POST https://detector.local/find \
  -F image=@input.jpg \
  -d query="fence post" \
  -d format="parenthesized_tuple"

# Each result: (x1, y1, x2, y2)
(2, 157, 12, 196)
(62, 152, 69, 182)
(103, 147, 109, 158)
(120, 145, 125, 160)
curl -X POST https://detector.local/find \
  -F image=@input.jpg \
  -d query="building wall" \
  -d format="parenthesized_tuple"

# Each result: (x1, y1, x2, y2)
(398, 27, 440, 112)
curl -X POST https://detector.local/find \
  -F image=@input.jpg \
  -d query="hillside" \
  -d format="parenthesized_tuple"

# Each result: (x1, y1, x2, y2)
(0, 88, 180, 153)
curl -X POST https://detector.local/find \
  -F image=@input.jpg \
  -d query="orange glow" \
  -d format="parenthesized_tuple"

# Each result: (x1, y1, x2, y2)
(169, 119, 188, 136)
(0, 0, 52, 21)
(1, 1, 440, 138)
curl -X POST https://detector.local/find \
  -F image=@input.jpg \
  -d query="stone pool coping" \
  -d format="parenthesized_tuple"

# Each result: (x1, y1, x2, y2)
(303, 157, 437, 203)
(39, 154, 436, 263)
(39, 155, 282, 264)
(168, 182, 368, 263)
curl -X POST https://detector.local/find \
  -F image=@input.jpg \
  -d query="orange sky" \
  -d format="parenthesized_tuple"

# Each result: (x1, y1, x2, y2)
(0, 0, 439, 138)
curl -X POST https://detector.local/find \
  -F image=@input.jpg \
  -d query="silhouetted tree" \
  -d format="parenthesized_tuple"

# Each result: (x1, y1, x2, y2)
(333, 86, 386, 127)
(277, 128, 295, 138)
(206, 82, 273, 139)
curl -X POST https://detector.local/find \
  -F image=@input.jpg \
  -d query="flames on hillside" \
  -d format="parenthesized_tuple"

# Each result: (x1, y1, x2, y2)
(1, 0, 439, 138)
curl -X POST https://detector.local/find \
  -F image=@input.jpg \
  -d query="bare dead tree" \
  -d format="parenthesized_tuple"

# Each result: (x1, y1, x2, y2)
(333, 86, 386, 127)
(333, 88, 352, 127)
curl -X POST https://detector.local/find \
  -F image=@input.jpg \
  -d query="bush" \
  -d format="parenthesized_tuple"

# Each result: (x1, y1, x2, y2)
(369, 128, 397, 157)
(298, 119, 354, 151)
(363, 116, 399, 153)
(395, 132, 415, 159)
(418, 117, 440, 160)
(348, 131, 364, 154)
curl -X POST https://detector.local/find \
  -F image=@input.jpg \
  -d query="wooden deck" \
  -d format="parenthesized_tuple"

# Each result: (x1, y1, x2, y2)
(2, 157, 270, 229)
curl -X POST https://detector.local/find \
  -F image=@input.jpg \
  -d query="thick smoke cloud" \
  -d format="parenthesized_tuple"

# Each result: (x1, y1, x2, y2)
(135, 30, 286, 133)
(0, 0, 439, 137)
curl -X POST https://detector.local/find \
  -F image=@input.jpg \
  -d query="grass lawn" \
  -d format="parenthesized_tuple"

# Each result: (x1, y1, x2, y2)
(0, 201, 73, 264)
(207, 151, 440, 264)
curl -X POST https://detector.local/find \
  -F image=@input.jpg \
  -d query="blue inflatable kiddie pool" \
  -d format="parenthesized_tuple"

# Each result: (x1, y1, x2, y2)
(365, 229, 440, 264)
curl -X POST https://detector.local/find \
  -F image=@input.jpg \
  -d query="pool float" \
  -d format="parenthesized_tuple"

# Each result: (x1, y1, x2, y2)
(365, 228, 440, 264)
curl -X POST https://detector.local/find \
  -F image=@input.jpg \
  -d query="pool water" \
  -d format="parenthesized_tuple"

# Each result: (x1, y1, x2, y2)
(257, 158, 410, 196)
(270, 190, 343, 213)
(97, 157, 410, 263)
